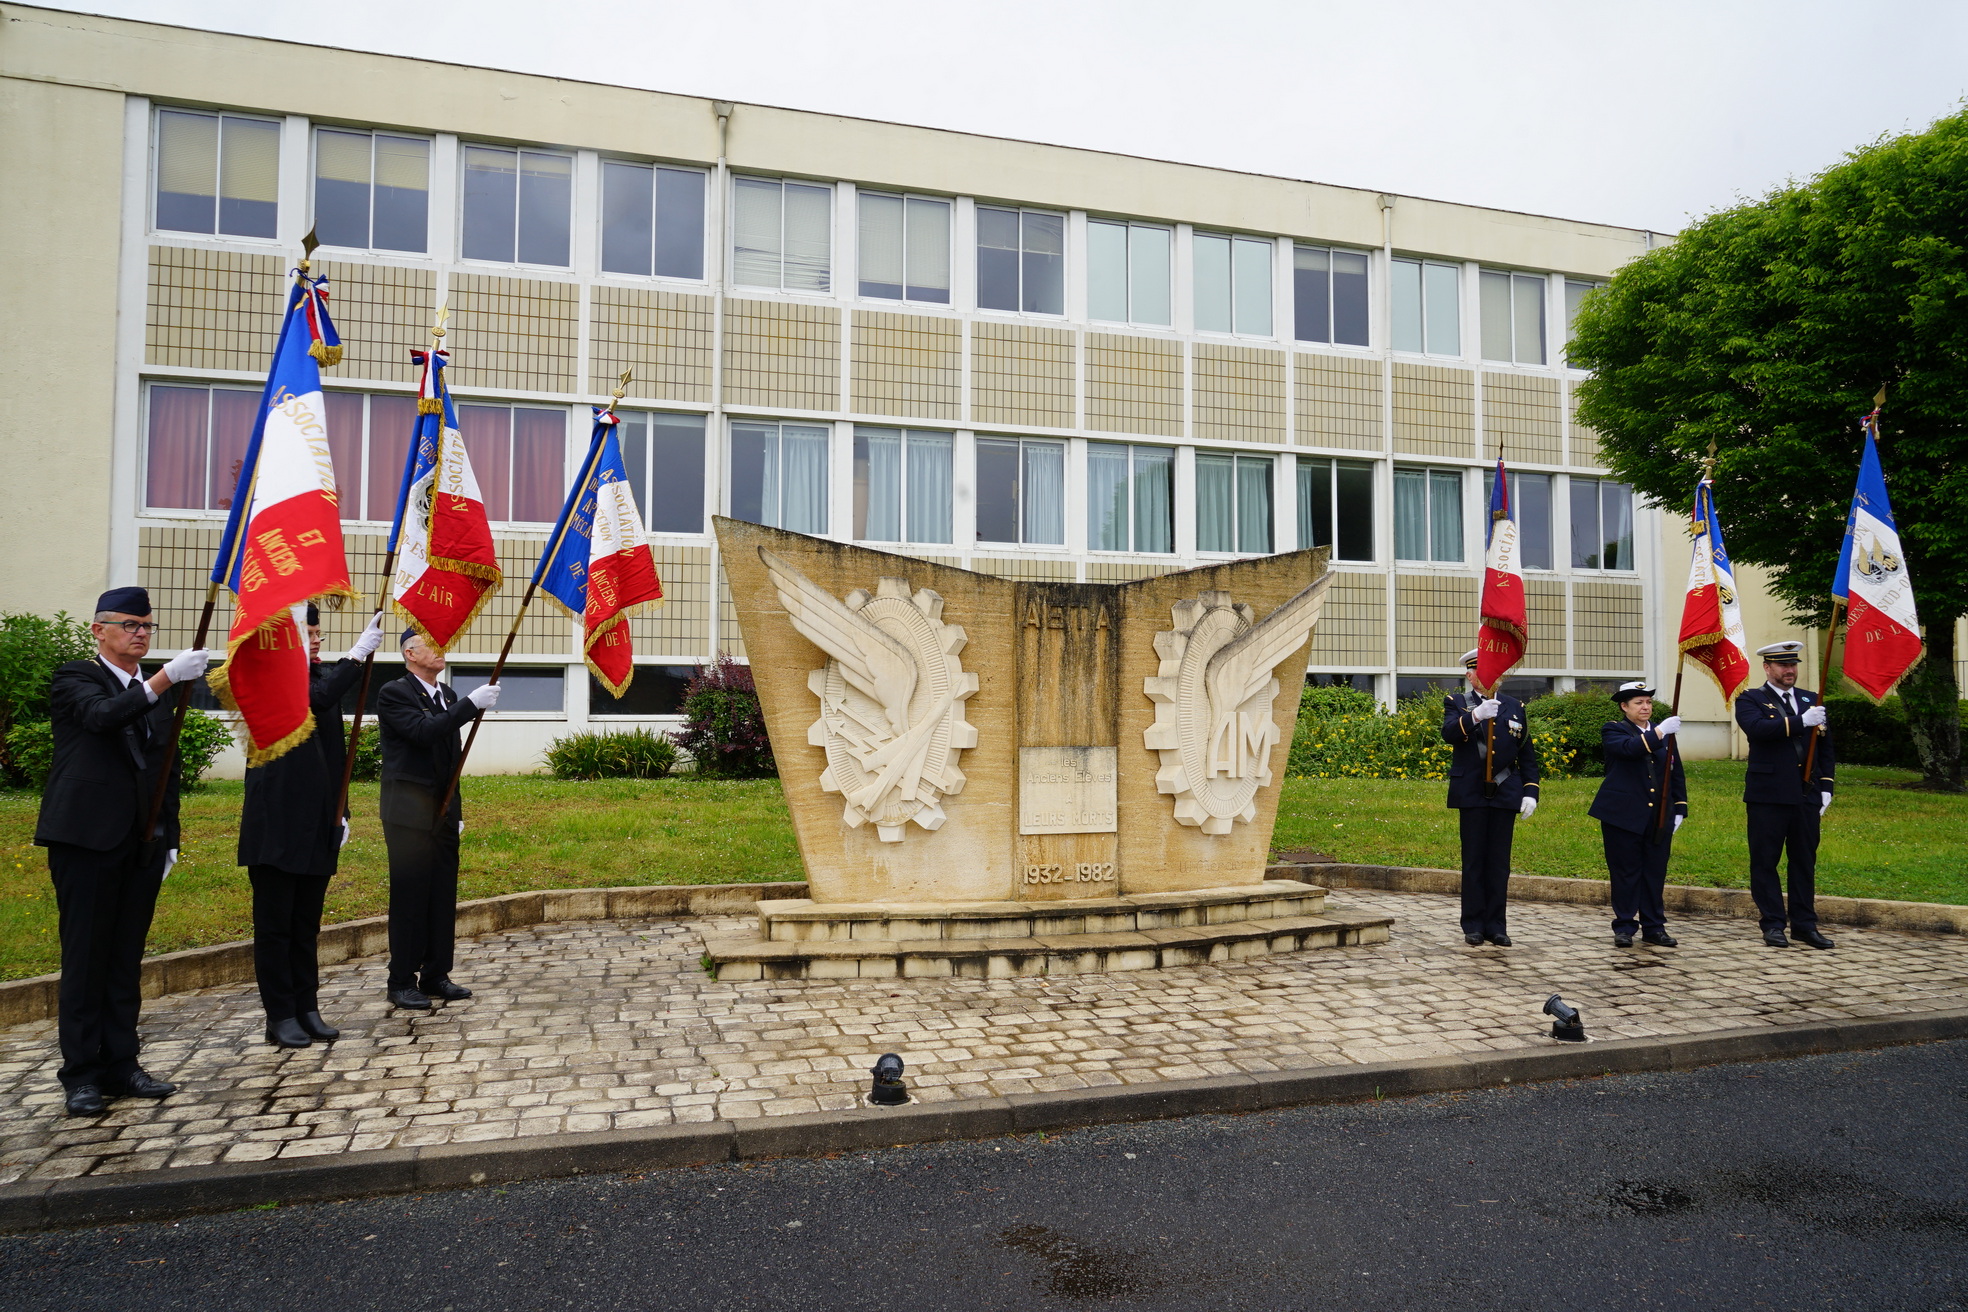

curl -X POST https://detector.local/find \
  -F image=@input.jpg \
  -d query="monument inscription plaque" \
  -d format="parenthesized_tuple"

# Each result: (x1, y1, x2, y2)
(1017, 746, 1119, 835)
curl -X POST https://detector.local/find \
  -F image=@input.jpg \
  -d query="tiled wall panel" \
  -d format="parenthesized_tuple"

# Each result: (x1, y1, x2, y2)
(1295, 354, 1382, 451)
(1525, 578, 1567, 665)
(1482, 372, 1562, 464)
(1308, 570, 1387, 665)
(135, 525, 232, 646)
(146, 246, 284, 371)
(969, 556, 1076, 582)
(1574, 580, 1644, 671)
(716, 563, 746, 660)
(1085, 560, 1180, 583)
(1193, 344, 1286, 444)
(971, 323, 1074, 427)
(318, 261, 434, 386)
(850, 311, 961, 420)
(1394, 573, 1478, 667)
(625, 544, 713, 656)
(1566, 384, 1605, 470)
(724, 299, 840, 412)
(591, 288, 712, 404)
(448, 274, 578, 394)
(1392, 363, 1474, 459)
(1085, 333, 1183, 437)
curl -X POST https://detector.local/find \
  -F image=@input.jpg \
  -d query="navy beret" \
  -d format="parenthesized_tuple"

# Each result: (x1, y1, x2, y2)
(400, 628, 420, 647)
(96, 586, 151, 617)
(305, 603, 321, 626)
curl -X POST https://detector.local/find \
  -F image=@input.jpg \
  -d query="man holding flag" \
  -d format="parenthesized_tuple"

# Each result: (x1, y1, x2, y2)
(1439, 459, 1540, 948)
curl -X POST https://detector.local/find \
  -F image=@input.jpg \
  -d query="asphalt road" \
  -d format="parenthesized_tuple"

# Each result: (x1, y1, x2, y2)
(3, 1040, 1965, 1312)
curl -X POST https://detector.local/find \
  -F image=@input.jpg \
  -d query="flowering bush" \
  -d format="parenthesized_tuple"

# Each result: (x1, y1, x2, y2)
(1286, 691, 1573, 783)
(670, 654, 776, 778)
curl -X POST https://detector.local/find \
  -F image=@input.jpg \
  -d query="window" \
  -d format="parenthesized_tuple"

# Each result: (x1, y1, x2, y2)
(1293, 246, 1370, 346)
(144, 384, 260, 511)
(313, 129, 429, 253)
(729, 421, 829, 534)
(1296, 457, 1376, 562)
(1087, 442, 1173, 553)
(857, 193, 950, 304)
(154, 109, 279, 238)
(975, 437, 1065, 545)
(590, 664, 697, 716)
(601, 162, 706, 280)
(1499, 676, 1553, 699)
(1196, 452, 1273, 554)
(616, 412, 707, 534)
(733, 178, 832, 293)
(1087, 221, 1172, 326)
(1480, 270, 1547, 365)
(462, 145, 572, 266)
(1194, 234, 1273, 336)
(1483, 469, 1554, 570)
(1570, 478, 1635, 570)
(326, 391, 420, 522)
(1397, 674, 1466, 698)
(1563, 279, 1604, 367)
(853, 427, 953, 544)
(455, 404, 568, 523)
(1391, 258, 1461, 356)
(1394, 467, 1464, 562)
(449, 665, 565, 712)
(976, 207, 1064, 314)
(1308, 672, 1375, 693)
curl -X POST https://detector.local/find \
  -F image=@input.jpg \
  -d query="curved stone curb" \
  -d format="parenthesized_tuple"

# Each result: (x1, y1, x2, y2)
(1, 1006, 1962, 1234)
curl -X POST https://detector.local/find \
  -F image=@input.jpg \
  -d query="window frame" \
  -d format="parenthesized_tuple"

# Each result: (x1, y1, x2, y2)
(309, 126, 433, 255)
(851, 425, 955, 546)
(613, 409, 710, 536)
(973, 435, 1067, 547)
(1192, 231, 1276, 338)
(1085, 440, 1175, 554)
(1389, 256, 1462, 358)
(1479, 268, 1550, 366)
(1562, 278, 1606, 369)
(1295, 455, 1378, 564)
(458, 142, 576, 270)
(730, 175, 836, 296)
(1194, 449, 1275, 556)
(150, 106, 284, 242)
(854, 190, 953, 306)
(597, 158, 711, 284)
(1482, 467, 1556, 572)
(1086, 218, 1175, 328)
(726, 419, 832, 535)
(1393, 464, 1467, 564)
(1568, 475, 1637, 573)
(973, 205, 1067, 318)
(1292, 244, 1373, 348)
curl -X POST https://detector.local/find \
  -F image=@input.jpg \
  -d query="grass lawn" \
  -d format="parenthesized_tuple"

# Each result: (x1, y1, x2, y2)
(1, 760, 1961, 981)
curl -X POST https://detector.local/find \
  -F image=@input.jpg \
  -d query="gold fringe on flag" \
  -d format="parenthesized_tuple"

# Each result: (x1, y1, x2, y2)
(309, 341, 344, 368)
(417, 397, 444, 415)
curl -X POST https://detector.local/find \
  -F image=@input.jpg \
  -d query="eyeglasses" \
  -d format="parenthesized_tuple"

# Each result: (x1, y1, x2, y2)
(107, 621, 160, 635)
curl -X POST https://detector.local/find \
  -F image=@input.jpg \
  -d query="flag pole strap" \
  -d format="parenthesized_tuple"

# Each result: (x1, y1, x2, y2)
(1655, 657, 1685, 835)
(429, 371, 629, 829)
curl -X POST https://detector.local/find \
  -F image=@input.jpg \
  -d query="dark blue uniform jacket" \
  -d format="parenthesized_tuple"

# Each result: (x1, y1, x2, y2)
(1588, 719, 1688, 836)
(1441, 691, 1541, 810)
(1733, 684, 1835, 805)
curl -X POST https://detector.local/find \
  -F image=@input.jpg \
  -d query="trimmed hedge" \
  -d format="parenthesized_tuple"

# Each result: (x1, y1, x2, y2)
(1289, 692, 1575, 782)
(1819, 694, 1968, 770)
(544, 728, 680, 780)
(1523, 691, 1672, 779)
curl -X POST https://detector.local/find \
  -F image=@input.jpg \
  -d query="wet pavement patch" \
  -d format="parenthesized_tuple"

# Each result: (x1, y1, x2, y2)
(997, 1223, 1158, 1301)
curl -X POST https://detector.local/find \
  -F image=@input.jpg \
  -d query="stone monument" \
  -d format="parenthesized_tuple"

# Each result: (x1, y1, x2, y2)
(704, 518, 1392, 979)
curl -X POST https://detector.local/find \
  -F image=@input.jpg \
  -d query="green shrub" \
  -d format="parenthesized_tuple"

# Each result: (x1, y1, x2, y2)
(1287, 694, 1576, 783)
(1522, 690, 1674, 778)
(672, 654, 776, 778)
(3, 721, 54, 789)
(1299, 684, 1381, 720)
(177, 709, 231, 785)
(0, 611, 94, 784)
(345, 718, 383, 782)
(1, 707, 229, 789)
(1818, 694, 1968, 770)
(544, 728, 680, 780)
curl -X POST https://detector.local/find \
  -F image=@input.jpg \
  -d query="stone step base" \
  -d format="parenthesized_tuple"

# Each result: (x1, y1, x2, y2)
(757, 880, 1331, 944)
(703, 906, 1393, 982)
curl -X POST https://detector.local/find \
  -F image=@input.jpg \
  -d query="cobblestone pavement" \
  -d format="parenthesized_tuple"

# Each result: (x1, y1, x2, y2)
(3, 889, 1966, 1185)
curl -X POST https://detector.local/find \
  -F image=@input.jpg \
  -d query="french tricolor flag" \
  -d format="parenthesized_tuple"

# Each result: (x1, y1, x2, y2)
(1834, 412, 1923, 703)
(535, 405, 665, 695)
(390, 347, 503, 651)
(1678, 475, 1751, 702)
(1474, 457, 1527, 696)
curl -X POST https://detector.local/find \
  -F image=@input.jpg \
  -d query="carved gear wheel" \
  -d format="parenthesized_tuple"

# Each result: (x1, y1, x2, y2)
(1143, 591, 1280, 835)
(807, 578, 980, 842)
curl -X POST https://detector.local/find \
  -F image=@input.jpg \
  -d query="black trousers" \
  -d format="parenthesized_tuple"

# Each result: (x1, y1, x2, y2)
(47, 834, 165, 1090)
(383, 821, 459, 990)
(1601, 822, 1672, 934)
(1747, 802, 1820, 933)
(1457, 807, 1516, 937)
(248, 867, 331, 1021)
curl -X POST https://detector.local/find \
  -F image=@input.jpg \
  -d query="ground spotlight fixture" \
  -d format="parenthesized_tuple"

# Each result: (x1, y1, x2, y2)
(869, 1053, 908, 1105)
(1542, 994, 1586, 1042)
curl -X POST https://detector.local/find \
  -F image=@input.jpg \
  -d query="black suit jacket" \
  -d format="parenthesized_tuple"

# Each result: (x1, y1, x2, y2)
(237, 657, 366, 876)
(33, 659, 182, 851)
(1589, 719, 1688, 836)
(1440, 691, 1542, 810)
(1735, 684, 1835, 805)
(376, 674, 480, 827)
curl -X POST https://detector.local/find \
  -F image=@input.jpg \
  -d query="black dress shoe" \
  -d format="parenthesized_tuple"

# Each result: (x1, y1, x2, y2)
(64, 1085, 107, 1117)
(1763, 929, 1790, 948)
(1796, 928, 1836, 950)
(103, 1069, 176, 1100)
(422, 979, 472, 1001)
(265, 1017, 312, 1049)
(1464, 933, 1484, 946)
(297, 1011, 340, 1041)
(1642, 929, 1679, 948)
(388, 986, 432, 1010)
(1613, 930, 1634, 948)
(1485, 933, 1513, 948)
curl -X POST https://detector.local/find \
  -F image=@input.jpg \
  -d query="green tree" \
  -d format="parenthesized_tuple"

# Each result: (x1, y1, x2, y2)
(1571, 108, 1968, 791)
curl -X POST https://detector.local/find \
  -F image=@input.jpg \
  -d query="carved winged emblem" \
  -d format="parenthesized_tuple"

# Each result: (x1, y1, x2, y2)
(760, 548, 979, 842)
(1144, 580, 1330, 834)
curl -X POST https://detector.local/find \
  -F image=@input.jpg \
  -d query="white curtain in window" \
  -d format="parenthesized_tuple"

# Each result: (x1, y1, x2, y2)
(1087, 442, 1129, 549)
(904, 198, 950, 300)
(1130, 227, 1172, 327)
(1429, 469, 1463, 561)
(1424, 263, 1460, 357)
(782, 183, 832, 293)
(1194, 234, 1231, 334)
(780, 425, 828, 534)
(1512, 275, 1546, 365)
(1394, 468, 1429, 560)
(1236, 456, 1273, 554)
(906, 432, 952, 543)
(1196, 452, 1234, 552)
(1232, 238, 1273, 336)
(1602, 482, 1634, 570)
(861, 428, 902, 541)
(1087, 221, 1129, 323)
(1132, 446, 1173, 553)
(1297, 459, 1321, 548)
(733, 179, 782, 289)
(1021, 442, 1065, 545)
(858, 193, 904, 294)
(1391, 259, 1423, 353)
(1480, 270, 1514, 362)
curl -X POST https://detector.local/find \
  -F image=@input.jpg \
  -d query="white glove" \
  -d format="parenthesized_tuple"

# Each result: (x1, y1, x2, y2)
(1519, 796, 1537, 819)
(1801, 705, 1826, 728)
(160, 649, 212, 684)
(1471, 698, 1501, 722)
(162, 848, 179, 880)
(1820, 793, 1833, 816)
(457, 821, 466, 836)
(465, 683, 500, 710)
(1656, 715, 1682, 737)
(349, 614, 385, 660)
(340, 819, 351, 848)
(1673, 815, 1684, 832)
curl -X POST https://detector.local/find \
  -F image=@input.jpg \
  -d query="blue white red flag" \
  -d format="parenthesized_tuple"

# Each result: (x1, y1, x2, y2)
(1474, 458, 1527, 696)
(1678, 476, 1751, 702)
(535, 405, 665, 695)
(1833, 409, 1922, 702)
(205, 273, 354, 764)
(389, 347, 502, 651)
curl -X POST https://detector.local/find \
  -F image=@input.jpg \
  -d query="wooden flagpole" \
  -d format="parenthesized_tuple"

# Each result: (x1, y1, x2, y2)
(1655, 439, 1715, 837)
(430, 371, 629, 829)
(1482, 431, 1502, 798)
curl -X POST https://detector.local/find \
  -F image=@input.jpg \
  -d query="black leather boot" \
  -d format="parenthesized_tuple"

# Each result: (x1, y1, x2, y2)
(297, 1011, 340, 1041)
(265, 1017, 312, 1048)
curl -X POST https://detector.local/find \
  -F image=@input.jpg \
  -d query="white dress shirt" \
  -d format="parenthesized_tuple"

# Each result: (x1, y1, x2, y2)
(99, 657, 159, 704)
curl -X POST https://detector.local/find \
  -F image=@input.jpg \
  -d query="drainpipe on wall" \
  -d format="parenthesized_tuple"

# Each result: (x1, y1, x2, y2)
(1377, 193, 1397, 710)
(709, 100, 734, 664)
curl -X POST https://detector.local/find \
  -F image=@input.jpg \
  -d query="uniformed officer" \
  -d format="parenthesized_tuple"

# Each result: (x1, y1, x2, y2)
(377, 630, 497, 1009)
(1440, 650, 1541, 947)
(1588, 681, 1687, 947)
(33, 588, 211, 1116)
(238, 605, 385, 1048)
(1735, 640, 1836, 949)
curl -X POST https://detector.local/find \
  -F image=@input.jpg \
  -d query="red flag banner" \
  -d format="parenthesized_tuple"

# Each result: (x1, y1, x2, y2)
(1475, 459, 1526, 696)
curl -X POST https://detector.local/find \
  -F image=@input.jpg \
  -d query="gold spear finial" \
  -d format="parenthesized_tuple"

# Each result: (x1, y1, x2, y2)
(1873, 384, 1888, 410)
(1702, 436, 1719, 479)
(431, 303, 450, 341)
(299, 227, 320, 273)
(612, 368, 632, 401)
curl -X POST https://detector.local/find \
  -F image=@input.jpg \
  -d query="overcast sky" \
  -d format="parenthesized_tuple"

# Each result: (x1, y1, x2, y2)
(65, 0, 1968, 232)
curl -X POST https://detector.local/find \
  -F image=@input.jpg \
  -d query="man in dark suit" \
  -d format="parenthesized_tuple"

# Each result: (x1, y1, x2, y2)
(1440, 649, 1542, 947)
(1589, 681, 1688, 948)
(1735, 640, 1836, 949)
(377, 629, 497, 1010)
(33, 587, 210, 1116)
(238, 605, 384, 1048)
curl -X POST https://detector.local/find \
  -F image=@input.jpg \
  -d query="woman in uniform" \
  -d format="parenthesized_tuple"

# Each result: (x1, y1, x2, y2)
(1587, 681, 1687, 948)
